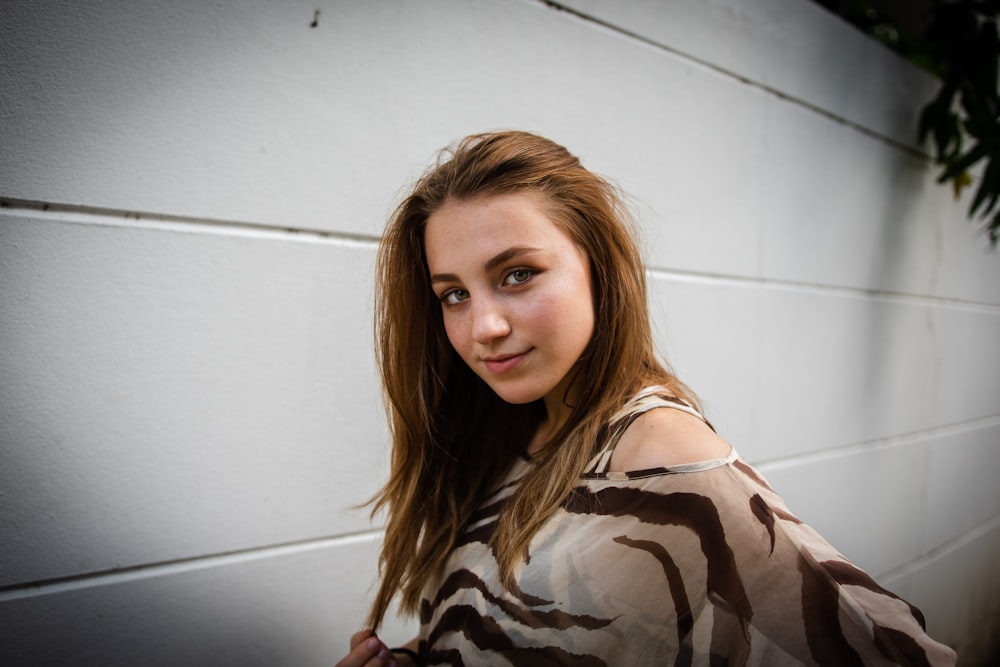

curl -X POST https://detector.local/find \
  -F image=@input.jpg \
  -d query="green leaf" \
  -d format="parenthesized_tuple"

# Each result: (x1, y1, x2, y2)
(952, 170, 975, 198)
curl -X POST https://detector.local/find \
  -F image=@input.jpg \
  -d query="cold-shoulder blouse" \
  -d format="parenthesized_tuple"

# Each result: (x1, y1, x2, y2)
(417, 388, 956, 666)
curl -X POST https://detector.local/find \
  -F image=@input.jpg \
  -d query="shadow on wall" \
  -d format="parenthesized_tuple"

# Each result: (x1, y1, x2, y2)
(0, 549, 346, 666)
(861, 147, 938, 439)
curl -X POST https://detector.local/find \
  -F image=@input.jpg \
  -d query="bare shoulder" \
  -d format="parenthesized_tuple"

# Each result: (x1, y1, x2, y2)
(607, 406, 732, 472)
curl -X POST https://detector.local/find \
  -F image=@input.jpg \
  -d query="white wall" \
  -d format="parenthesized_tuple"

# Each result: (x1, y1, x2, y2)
(2, 0, 998, 664)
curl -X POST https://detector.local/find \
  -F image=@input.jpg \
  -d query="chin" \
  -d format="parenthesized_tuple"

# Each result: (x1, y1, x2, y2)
(484, 381, 546, 406)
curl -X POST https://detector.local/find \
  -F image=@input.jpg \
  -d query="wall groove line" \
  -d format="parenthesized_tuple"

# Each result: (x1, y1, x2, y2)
(0, 198, 381, 248)
(534, 0, 929, 161)
(0, 529, 385, 603)
(879, 513, 1000, 582)
(648, 266, 1000, 314)
(754, 413, 1000, 471)
(4, 198, 997, 312)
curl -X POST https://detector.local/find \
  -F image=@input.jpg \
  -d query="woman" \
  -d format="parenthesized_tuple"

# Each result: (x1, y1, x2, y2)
(338, 131, 956, 666)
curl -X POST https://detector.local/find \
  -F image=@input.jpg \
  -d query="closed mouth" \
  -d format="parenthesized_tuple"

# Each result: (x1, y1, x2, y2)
(482, 350, 530, 373)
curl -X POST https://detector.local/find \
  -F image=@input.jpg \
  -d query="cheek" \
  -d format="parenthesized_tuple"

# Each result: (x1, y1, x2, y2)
(441, 314, 467, 354)
(575, 305, 596, 350)
(552, 281, 595, 332)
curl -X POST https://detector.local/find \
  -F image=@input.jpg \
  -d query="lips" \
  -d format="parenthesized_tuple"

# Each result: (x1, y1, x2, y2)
(483, 350, 530, 374)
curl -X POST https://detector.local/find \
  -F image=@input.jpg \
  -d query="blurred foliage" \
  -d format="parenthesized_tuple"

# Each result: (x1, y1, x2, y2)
(829, 1, 942, 72)
(918, 1, 1000, 245)
(823, 0, 1000, 246)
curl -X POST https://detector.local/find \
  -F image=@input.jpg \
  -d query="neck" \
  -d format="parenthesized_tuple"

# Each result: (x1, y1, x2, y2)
(528, 392, 574, 454)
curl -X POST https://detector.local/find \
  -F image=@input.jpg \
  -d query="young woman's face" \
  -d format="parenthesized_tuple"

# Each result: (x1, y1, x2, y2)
(424, 192, 595, 413)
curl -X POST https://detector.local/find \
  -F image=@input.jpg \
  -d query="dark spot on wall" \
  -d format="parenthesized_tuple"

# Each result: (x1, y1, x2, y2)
(310, 9, 320, 28)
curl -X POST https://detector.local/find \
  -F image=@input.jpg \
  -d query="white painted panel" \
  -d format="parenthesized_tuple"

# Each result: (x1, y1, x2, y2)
(758, 94, 1000, 305)
(760, 99, 933, 293)
(0, 0, 768, 278)
(7, 0, 994, 304)
(931, 306, 1000, 429)
(757, 289, 1000, 460)
(757, 422, 1000, 607)
(924, 421, 1000, 552)
(550, 0, 1000, 305)
(555, 0, 938, 148)
(757, 424, 1000, 643)
(932, 186, 1000, 306)
(647, 273, 764, 458)
(0, 535, 417, 666)
(758, 443, 929, 577)
(0, 212, 387, 586)
(651, 274, 1000, 461)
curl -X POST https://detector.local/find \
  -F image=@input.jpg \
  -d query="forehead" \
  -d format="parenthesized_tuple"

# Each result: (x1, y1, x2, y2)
(424, 192, 576, 268)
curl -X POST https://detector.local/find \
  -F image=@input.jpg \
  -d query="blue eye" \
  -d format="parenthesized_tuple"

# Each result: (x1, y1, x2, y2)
(503, 269, 534, 286)
(441, 289, 469, 306)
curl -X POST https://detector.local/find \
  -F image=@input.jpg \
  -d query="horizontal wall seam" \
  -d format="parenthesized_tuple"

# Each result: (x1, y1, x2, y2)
(5, 199, 997, 311)
(647, 266, 1000, 314)
(534, 0, 928, 160)
(0, 529, 385, 603)
(0, 198, 380, 248)
(754, 413, 1000, 472)
(877, 513, 1000, 582)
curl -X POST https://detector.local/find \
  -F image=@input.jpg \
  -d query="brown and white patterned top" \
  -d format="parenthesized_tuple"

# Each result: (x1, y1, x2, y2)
(417, 388, 957, 666)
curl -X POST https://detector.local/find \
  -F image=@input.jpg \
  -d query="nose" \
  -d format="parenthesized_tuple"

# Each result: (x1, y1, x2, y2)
(471, 296, 511, 344)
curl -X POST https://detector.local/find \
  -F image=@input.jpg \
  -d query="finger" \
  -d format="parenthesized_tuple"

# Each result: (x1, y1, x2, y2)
(349, 629, 376, 650)
(362, 640, 397, 667)
(337, 633, 390, 667)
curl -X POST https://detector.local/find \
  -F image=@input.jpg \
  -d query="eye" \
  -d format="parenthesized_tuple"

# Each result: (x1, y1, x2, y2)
(440, 289, 469, 306)
(503, 268, 534, 286)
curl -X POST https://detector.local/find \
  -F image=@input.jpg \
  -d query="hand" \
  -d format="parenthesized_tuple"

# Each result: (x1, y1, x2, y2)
(335, 629, 398, 667)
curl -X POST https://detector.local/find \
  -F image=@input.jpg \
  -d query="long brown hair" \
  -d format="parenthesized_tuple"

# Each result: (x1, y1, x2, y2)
(368, 131, 697, 628)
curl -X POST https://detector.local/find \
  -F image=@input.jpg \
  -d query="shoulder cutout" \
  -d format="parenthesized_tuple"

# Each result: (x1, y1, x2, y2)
(607, 405, 732, 472)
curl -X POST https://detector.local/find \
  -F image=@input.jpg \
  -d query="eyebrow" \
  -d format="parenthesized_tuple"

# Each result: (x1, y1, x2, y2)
(430, 246, 541, 284)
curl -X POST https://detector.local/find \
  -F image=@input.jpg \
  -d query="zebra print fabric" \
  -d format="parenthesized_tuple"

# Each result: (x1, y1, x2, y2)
(416, 389, 956, 665)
